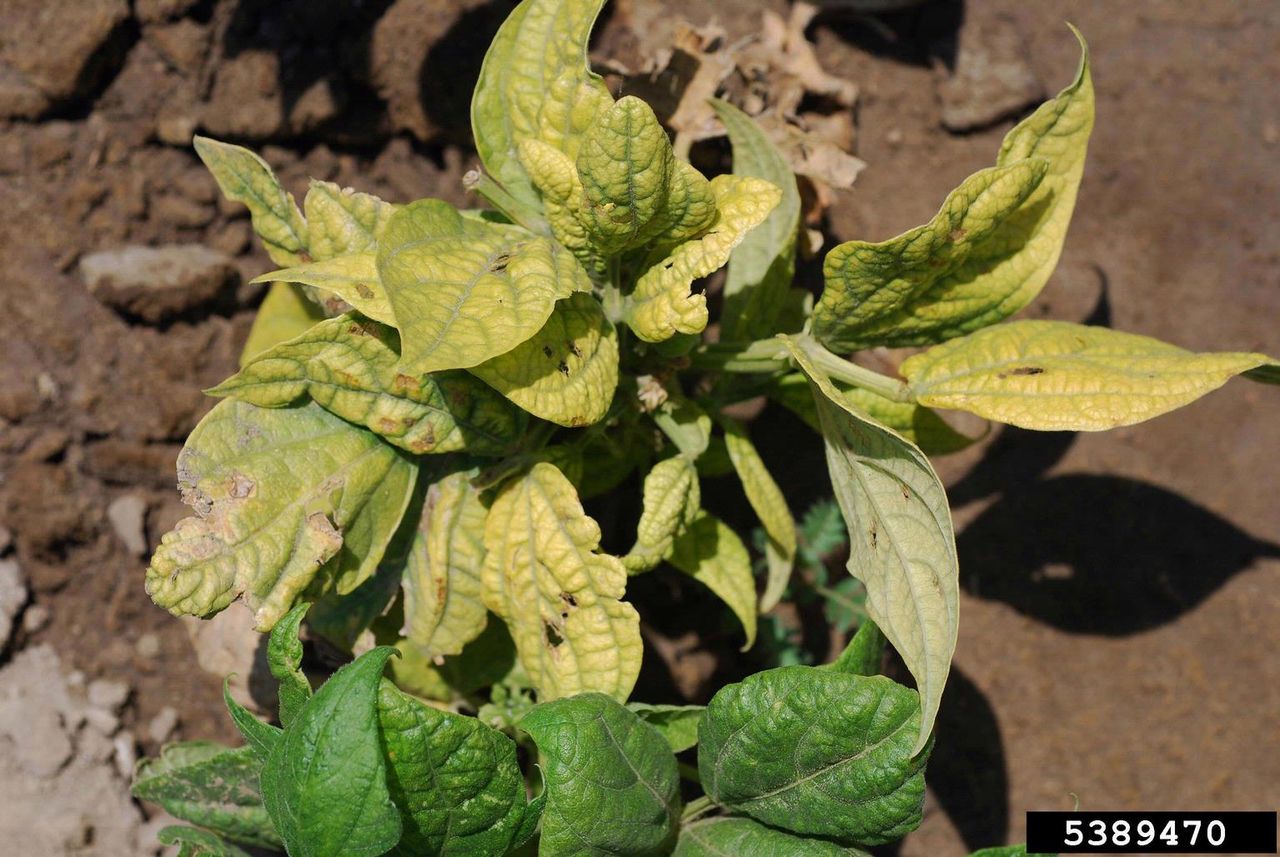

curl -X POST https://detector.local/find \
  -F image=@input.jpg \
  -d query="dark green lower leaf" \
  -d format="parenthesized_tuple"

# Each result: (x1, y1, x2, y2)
(377, 681, 529, 856)
(522, 693, 682, 856)
(261, 647, 402, 857)
(133, 743, 280, 850)
(674, 816, 871, 856)
(698, 666, 930, 846)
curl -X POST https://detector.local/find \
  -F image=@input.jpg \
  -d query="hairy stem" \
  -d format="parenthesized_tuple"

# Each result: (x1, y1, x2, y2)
(689, 339, 791, 373)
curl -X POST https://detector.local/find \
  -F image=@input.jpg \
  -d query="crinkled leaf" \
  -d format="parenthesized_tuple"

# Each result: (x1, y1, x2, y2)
(699, 666, 930, 846)
(146, 399, 417, 629)
(471, 0, 613, 209)
(576, 96, 676, 254)
(261, 647, 401, 857)
(132, 742, 281, 850)
(812, 160, 1047, 349)
(156, 826, 254, 857)
(720, 417, 796, 612)
(267, 603, 311, 727)
(624, 456, 700, 573)
(469, 291, 619, 427)
(674, 816, 872, 857)
(902, 320, 1275, 431)
(626, 175, 781, 342)
(240, 282, 326, 368)
(303, 180, 395, 261)
(669, 513, 758, 650)
(253, 254, 395, 327)
(786, 338, 958, 756)
(521, 693, 680, 856)
(813, 32, 1093, 347)
(712, 99, 802, 343)
(481, 463, 642, 701)
(771, 373, 980, 456)
(222, 680, 281, 761)
(626, 703, 704, 753)
(656, 160, 719, 245)
(378, 681, 529, 856)
(519, 138, 600, 274)
(378, 200, 589, 374)
(402, 471, 490, 658)
(194, 136, 308, 266)
(210, 315, 525, 456)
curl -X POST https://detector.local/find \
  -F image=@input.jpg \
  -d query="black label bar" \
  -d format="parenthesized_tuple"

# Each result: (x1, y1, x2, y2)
(1026, 811, 1277, 853)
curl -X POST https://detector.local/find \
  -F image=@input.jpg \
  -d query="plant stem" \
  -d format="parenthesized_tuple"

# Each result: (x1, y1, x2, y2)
(677, 761, 702, 784)
(681, 795, 716, 823)
(796, 335, 912, 402)
(689, 339, 791, 373)
(463, 169, 549, 235)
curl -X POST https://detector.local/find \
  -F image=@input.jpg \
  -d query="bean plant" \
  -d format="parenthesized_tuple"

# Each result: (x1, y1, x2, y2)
(133, 1, 1278, 855)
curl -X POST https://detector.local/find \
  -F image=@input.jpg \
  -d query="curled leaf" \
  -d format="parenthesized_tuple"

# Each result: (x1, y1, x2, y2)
(194, 136, 308, 266)
(480, 462, 642, 701)
(624, 456, 701, 573)
(146, 400, 417, 630)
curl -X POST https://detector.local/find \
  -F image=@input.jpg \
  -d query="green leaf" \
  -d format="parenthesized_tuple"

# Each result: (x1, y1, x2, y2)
(771, 373, 980, 456)
(210, 315, 526, 457)
(674, 816, 871, 856)
(471, 0, 613, 210)
(222, 680, 281, 761)
(378, 681, 529, 856)
(481, 462, 642, 701)
(402, 471, 490, 658)
(240, 282, 326, 368)
(261, 647, 402, 857)
(267, 603, 311, 728)
(626, 175, 781, 343)
(812, 31, 1094, 347)
(827, 619, 885, 677)
(720, 417, 796, 611)
(969, 846, 1055, 857)
(576, 96, 676, 254)
(132, 742, 281, 850)
(626, 703, 704, 753)
(521, 693, 681, 856)
(785, 337, 958, 756)
(146, 399, 418, 630)
(699, 666, 930, 846)
(624, 456, 701, 573)
(1244, 362, 1280, 385)
(901, 320, 1276, 431)
(669, 513, 758, 651)
(253, 254, 396, 327)
(307, 536, 407, 653)
(469, 291, 619, 427)
(712, 99, 802, 343)
(156, 826, 254, 857)
(303, 180, 395, 261)
(194, 136, 308, 266)
(378, 200, 590, 374)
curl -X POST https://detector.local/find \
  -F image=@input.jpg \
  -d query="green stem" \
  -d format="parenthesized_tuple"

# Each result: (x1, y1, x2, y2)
(677, 761, 702, 784)
(681, 795, 716, 823)
(463, 169, 549, 235)
(689, 339, 791, 374)
(796, 336, 912, 402)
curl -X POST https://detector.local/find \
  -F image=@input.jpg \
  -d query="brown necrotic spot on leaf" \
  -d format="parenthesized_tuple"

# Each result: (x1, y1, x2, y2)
(997, 366, 1046, 378)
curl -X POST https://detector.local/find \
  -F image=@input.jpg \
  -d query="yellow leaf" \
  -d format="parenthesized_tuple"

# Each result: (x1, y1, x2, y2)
(481, 463, 641, 701)
(469, 292, 619, 427)
(902, 320, 1274, 431)
(669, 514, 758, 651)
(720, 418, 796, 612)
(194, 136, 307, 266)
(402, 472, 490, 658)
(624, 457, 700, 573)
(302, 180, 395, 260)
(626, 175, 780, 342)
(239, 282, 325, 368)
(253, 253, 395, 327)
